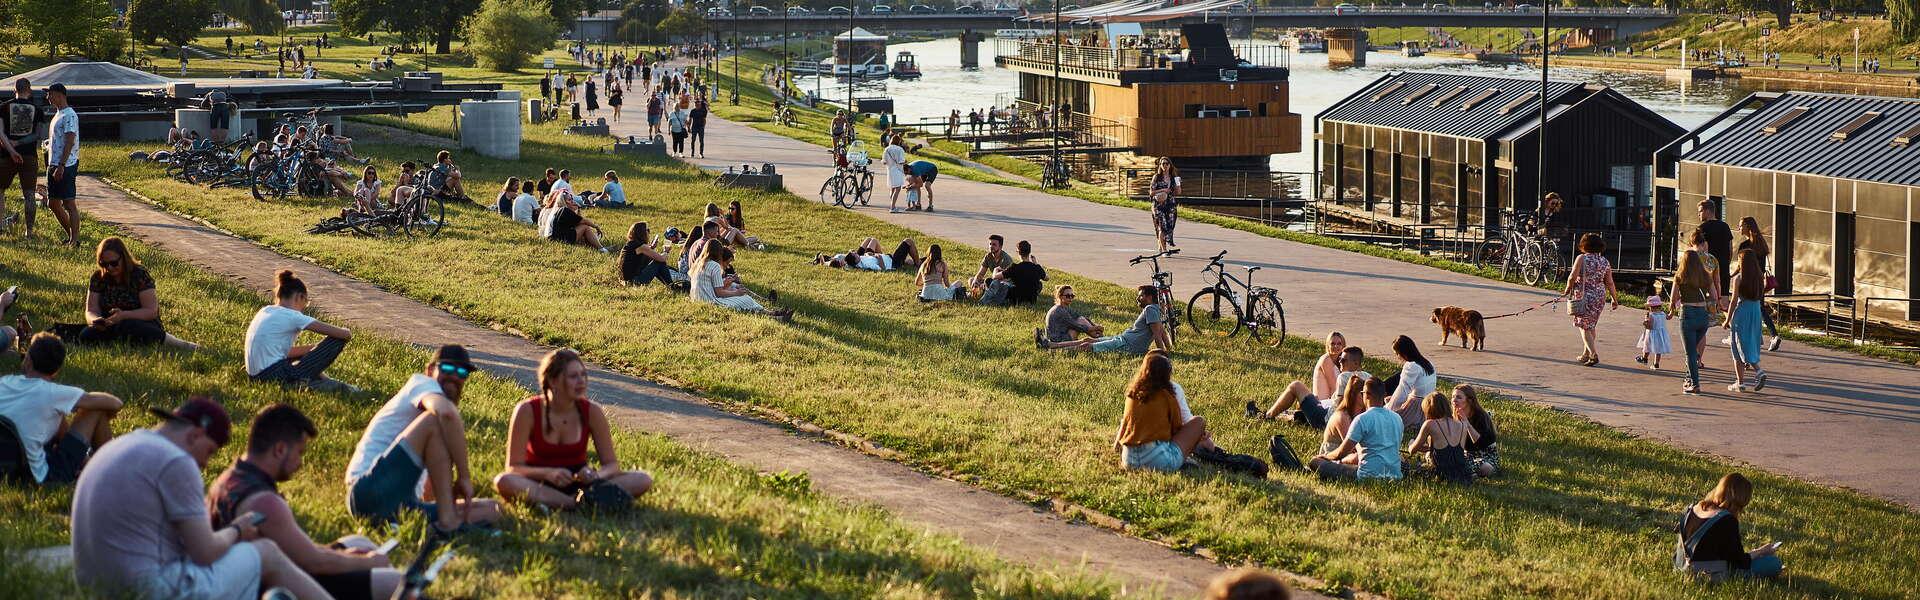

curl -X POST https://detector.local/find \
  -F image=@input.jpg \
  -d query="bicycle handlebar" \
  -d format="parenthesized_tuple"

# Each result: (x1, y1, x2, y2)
(1208, 250, 1228, 263)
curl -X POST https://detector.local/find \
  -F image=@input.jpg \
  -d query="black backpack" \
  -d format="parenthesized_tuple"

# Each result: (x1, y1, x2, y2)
(1194, 446, 1268, 479)
(1268, 435, 1304, 471)
(0, 417, 28, 484)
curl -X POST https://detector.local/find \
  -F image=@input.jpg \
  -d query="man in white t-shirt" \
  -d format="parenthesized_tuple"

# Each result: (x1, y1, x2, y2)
(71, 398, 329, 599)
(44, 83, 81, 247)
(345, 345, 501, 533)
(511, 187, 540, 225)
(0, 333, 121, 485)
(550, 169, 575, 197)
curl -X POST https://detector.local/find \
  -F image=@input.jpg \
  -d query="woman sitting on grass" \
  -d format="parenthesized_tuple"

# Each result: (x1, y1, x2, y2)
(539, 190, 606, 251)
(619, 222, 675, 286)
(1318, 375, 1369, 456)
(1407, 391, 1478, 484)
(494, 349, 654, 510)
(691, 244, 791, 318)
(73, 237, 198, 351)
(353, 166, 384, 214)
(1386, 335, 1437, 433)
(494, 176, 520, 216)
(1677, 473, 1782, 581)
(390, 161, 419, 208)
(725, 201, 762, 249)
(704, 204, 753, 249)
(1453, 384, 1499, 478)
(916, 244, 965, 301)
(1113, 351, 1210, 473)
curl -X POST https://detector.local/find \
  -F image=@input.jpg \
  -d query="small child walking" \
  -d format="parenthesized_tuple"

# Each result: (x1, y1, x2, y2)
(1636, 288, 1674, 369)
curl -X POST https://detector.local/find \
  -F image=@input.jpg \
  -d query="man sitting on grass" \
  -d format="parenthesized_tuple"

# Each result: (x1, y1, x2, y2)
(1077, 285, 1171, 354)
(1307, 378, 1404, 482)
(1252, 337, 1367, 430)
(993, 240, 1047, 305)
(423, 150, 466, 201)
(969, 235, 1017, 304)
(0, 333, 122, 486)
(211, 403, 402, 600)
(1037, 285, 1103, 350)
(72, 398, 330, 600)
(345, 345, 503, 534)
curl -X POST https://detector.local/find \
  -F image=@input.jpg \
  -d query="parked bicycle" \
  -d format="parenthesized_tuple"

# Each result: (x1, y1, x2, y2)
(1130, 248, 1182, 348)
(1486, 210, 1565, 286)
(1041, 154, 1071, 189)
(818, 142, 874, 208)
(1187, 250, 1287, 347)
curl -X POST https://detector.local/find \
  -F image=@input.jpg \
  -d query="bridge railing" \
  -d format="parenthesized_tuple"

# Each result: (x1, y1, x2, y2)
(996, 39, 1288, 71)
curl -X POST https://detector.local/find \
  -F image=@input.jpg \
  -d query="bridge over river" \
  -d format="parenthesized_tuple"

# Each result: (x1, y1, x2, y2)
(705, 6, 1678, 37)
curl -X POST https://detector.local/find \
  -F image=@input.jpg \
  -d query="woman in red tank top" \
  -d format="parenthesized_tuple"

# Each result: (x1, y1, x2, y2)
(493, 349, 655, 509)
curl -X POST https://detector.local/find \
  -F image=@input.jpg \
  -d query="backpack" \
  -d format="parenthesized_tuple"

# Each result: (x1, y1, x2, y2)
(1267, 435, 1304, 471)
(0, 416, 28, 484)
(575, 480, 634, 512)
(1193, 446, 1268, 479)
(1674, 509, 1733, 580)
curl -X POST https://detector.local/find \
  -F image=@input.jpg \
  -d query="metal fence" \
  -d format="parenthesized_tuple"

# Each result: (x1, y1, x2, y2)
(994, 39, 1289, 72)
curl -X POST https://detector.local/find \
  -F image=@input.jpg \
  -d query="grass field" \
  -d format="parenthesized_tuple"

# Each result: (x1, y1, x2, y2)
(76, 75, 1920, 600)
(0, 224, 1118, 598)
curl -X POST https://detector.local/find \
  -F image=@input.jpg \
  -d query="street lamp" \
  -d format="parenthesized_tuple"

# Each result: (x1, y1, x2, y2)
(731, 6, 741, 104)
(1049, 0, 1062, 188)
(1536, 1, 1549, 212)
(846, 0, 856, 115)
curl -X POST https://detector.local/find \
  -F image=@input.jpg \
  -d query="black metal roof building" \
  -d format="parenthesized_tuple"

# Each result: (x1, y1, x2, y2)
(1315, 71, 1685, 234)
(1655, 91, 1920, 322)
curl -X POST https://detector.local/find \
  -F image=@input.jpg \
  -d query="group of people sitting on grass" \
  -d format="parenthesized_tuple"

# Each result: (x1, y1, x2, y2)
(1, 268, 656, 598)
(341, 150, 468, 222)
(608, 200, 787, 318)
(489, 168, 627, 251)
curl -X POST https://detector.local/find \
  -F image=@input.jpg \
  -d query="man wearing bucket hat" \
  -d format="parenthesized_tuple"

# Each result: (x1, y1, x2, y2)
(71, 397, 330, 599)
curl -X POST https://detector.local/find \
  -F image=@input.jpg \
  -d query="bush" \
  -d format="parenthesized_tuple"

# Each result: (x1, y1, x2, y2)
(128, 0, 214, 48)
(463, 0, 556, 72)
(87, 28, 128, 62)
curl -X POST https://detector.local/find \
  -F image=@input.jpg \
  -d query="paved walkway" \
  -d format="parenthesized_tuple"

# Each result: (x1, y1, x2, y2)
(651, 116, 1920, 509)
(77, 178, 1254, 599)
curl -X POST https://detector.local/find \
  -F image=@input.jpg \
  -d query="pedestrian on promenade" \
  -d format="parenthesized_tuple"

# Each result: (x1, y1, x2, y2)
(1674, 227, 1721, 394)
(1735, 216, 1781, 351)
(585, 78, 599, 115)
(1149, 157, 1181, 251)
(1697, 200, 1734, 299)
(1564, 233, 1618, 366)
(1725, 249, 1769, 392)
(883, 133, 908, 213)
(689, 99, 708, 158)
(45, 83, 81, 247)
(1, 77, 44, 238)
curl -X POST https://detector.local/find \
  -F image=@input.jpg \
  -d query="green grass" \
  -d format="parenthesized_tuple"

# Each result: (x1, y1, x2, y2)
(79, 80, 1920, 600)
(0, 223, 1118, 598)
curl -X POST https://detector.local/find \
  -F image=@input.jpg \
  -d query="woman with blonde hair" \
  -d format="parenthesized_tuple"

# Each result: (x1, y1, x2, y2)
(1677, 473, 1782, 580)
(1673, 226, 1722, 394)
(494, 348, 654, 509)
(1113, 351, 1209, 472)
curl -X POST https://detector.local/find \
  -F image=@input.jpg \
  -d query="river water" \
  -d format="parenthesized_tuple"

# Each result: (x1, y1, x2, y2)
(796, 35, 1902, 173)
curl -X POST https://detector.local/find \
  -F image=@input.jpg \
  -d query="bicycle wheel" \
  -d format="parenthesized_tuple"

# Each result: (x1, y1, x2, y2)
(344, 211, 392, 237)
(818, 175, 844, 206)
(249, 170, 276, 201)
(1186, 288, 1243, 339)
(1246, 293, 1287, 348)
(856, 171, 874, 206)
(1157, 290, 1178, 348)
(407, 195, 447, 237)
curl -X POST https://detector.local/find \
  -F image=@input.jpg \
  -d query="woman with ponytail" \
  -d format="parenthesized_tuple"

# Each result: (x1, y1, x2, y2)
(243, 270, 356, 393)
(494, 348, 654, 510)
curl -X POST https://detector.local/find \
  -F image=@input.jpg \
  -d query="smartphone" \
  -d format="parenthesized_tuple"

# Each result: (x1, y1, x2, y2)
(375, 539, 400, 555)
(239, 512, 267, 527)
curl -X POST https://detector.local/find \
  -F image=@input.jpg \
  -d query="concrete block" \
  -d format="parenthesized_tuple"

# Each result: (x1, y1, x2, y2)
(528, 99, 550, 124)
(566, 123, 611, 136)
(120, 121, 172, 142)
(174, 108, 212, 139)
(167, 82, 198, 99)
(615, 139, 668, 157)
(459, 100, 522, 160)
(403, 71, 444, 86)
(715, 172, 782, 191)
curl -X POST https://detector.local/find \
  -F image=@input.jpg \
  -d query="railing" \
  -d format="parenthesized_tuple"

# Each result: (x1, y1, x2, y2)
(1008, 100, 1133, 148)
(994, 39, 1289, 72)
(1113, 168, 1310, 202)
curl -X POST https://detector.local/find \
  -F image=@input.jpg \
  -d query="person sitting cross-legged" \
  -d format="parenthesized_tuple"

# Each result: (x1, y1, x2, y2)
(209, 404, 403, 600)
(915, 244, 967, 301)
(246, 270, 356, 394)
(994, 240, 1048, 305)
(493, 349, 654, 510)
(1307, 378, 1404, 482)
(72, 398, 331, 600)
(1406, 391, 1479, 484)
(73, 237, 199, 350)
(0, 333, 122, 486)
(1036, 285, 1102, 350)
(345, 345, 504, 534)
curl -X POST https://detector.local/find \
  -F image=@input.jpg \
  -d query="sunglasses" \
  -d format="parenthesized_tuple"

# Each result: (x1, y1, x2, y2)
(98, 259, 122, 269)
(1061, 293, 1076, 299)
(437, 362, 474, 379)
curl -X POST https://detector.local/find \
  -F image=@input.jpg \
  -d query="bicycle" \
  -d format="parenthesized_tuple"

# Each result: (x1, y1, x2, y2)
(818, 143, 874, 208)
(1041, 155, 1071, 189)
(1186, 250, 1287, 347)
(773, 105, 799, 127)
(1488, 210, 1565, 286)
(1129, 248, 1181, 348)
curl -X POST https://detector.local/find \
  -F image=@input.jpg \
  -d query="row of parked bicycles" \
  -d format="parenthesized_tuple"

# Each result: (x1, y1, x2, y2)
(1129, 248, 1289, 349)
(136, 109, 451, 238)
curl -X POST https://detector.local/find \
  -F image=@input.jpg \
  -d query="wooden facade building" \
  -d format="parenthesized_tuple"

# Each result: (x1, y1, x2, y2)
(1316, 71, 1684, 232)
(1655, 91, 1920, 322)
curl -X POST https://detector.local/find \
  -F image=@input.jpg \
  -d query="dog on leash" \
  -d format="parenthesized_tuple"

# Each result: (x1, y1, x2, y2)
(1431, 306, 1487, 351)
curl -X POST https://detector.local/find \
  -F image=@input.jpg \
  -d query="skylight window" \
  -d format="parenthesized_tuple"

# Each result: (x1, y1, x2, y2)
(1497, 91, 1539, 115)
(1894, 122, 1920, 147)
(1829, 111, 1882, 140)
(1370, 81, 1407, 102)
(1759, 106, 1810, 135)
(1400, 84, 1438, 105)
(1459, 89, 1501, 112)
(1428, 86, 1468, 108)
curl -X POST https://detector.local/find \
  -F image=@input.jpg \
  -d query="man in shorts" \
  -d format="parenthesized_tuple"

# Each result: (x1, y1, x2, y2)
(424, 150, 466, 201)
(204, 89, 232, 145)
(0, 78, 44, 235)
(0, 333, 123, 486)
(905, 159, 939, 211)
(1086, 286, 1171, 354)
(211, 404, 403, 600)
(45, 83, 81, 247)
(345, 345, 502, 533)
(72, 397, 329, 599)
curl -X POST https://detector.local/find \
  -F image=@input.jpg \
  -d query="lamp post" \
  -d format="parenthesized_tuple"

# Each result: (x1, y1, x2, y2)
(731, 6, 740, 104)
(1050, 0, 1062, 188)
(846, 0, 856, 115)
(1536, 1, 1549, 214)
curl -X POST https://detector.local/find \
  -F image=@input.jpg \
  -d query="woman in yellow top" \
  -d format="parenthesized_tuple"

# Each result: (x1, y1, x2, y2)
(1114, 351, 1211, 472)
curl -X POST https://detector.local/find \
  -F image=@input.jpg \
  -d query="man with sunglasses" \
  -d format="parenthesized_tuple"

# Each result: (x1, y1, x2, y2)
(344, 345, 502, 534)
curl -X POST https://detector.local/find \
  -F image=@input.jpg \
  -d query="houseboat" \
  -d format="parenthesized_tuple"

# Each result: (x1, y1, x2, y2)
(892, 51, 923, 80)
(825, 28, 891, 79)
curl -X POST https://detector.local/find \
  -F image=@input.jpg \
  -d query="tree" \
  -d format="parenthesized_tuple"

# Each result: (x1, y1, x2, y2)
(1894, 0, 1919, 42)
(466, 0, 558, 71)
(620, 0, 671, 43)
(656, 7, 708, 41)
(212, 0, 284, 34)
(129, 0, 216, 48)
(14, 0, 113, 57)
(333, 0, 479, 53)
(549, 0, 590, 26)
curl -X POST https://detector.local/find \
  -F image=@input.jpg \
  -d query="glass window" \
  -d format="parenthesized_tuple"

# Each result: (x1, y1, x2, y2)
(1433, 137, 1457, 162)
(1371, 148, 1393, 213)
(1679, 162, 1708, 195)
(1430, 161, 1457, 225)
(1857, 182, 1906, 220)
(1794, 175, 1834, 211)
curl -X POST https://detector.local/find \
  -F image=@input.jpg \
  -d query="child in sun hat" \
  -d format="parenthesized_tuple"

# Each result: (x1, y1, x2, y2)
(1636, 283, 1674, 369)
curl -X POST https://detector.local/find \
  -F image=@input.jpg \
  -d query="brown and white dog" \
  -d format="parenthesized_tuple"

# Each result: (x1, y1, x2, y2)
(1431, 306, 1487, 351)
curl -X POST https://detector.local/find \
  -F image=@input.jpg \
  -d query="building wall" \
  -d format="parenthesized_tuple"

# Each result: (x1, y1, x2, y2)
(1318, 122, 1487, 227)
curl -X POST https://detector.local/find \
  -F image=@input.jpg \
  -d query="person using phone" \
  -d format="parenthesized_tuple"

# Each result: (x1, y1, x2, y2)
(493, 348, 654, 510)
(210, 404, 404, 600)
(71, 398, 331, 599)
(1676, 472, 1783, 581)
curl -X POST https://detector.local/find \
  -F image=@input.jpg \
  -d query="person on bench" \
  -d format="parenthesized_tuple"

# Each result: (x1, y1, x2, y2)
(345, 345, 503, 534)
(72, 398, 330, 600)
(74, 237, 200, 350)
(0, 333, 122, 486)
(1037, 285, 1102, 350)
(492, 349, 654, 510)
(245, 270, 357, 394)
(210, 404, 403, 600)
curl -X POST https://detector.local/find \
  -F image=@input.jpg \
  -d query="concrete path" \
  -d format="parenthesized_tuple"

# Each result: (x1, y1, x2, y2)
(650, 116, 1920, 509)
(78, 178, 1255, 599)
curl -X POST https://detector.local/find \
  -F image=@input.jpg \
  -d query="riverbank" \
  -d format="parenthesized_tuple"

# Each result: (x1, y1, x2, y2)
(1436, 51, 1920, 92)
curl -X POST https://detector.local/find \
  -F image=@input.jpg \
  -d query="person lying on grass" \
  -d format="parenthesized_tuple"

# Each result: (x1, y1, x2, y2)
(691, 244, 792, 319)
(210, 404, 404, 600)
(538, 190, 607, 251)
(345, 345, 504, 534)
(1113, 351, 1212, 473)
(1307, 378, 1403, 482)
(916, 244, 967, 301)
(244, 270, 357, 395)
(63, 237, 200, 351)
(0, 333, 122, 487)
(1251, 334, 1360, 429)
(493, 349, 655, 510)
(619, 222, 677, 287)
(813, 237, 921, 271)
(1071, 285, 1171, 354)
(72, 397, 332, 600)
(1036, 285, 1102, 349)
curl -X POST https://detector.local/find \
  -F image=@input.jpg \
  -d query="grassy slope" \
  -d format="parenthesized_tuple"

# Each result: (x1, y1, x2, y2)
(0, 224, 1115, 599)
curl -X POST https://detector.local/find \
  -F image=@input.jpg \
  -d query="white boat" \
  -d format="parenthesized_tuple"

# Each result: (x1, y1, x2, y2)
(1280, 33, 1326, 53)
(995, 28, 1049, 40)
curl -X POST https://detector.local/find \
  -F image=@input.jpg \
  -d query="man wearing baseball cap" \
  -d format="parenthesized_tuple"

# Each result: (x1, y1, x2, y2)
(71, 397, 331, 599)
(345, 345, 502, 533)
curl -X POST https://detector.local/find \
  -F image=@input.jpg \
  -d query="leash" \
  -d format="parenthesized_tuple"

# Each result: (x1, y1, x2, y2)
(1480, 297, 1565, 320)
